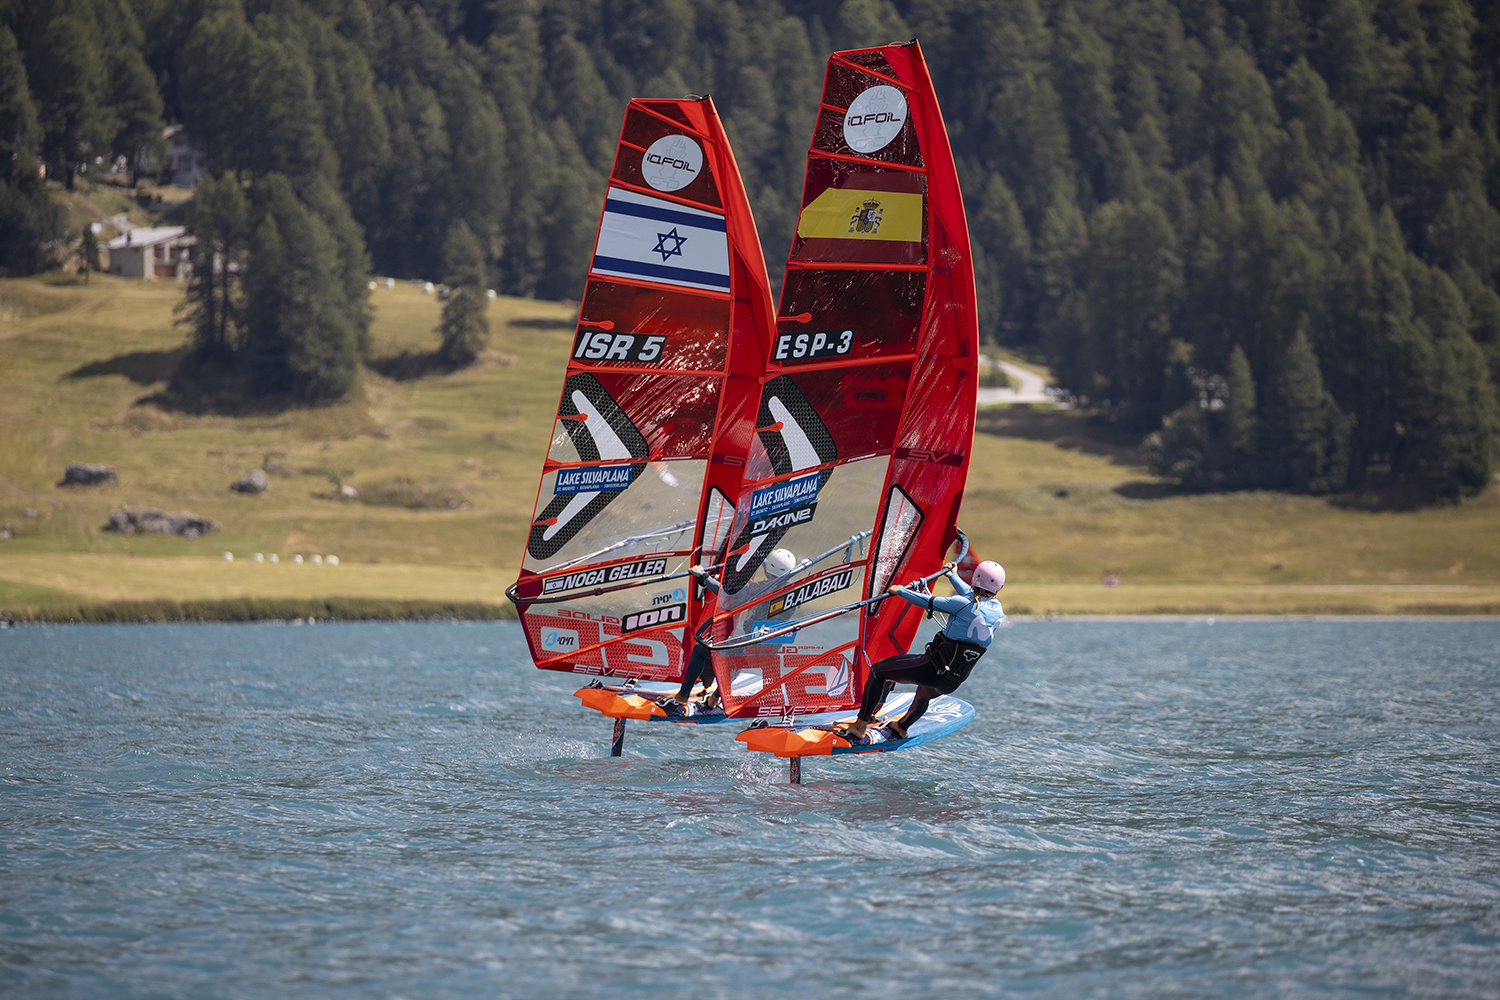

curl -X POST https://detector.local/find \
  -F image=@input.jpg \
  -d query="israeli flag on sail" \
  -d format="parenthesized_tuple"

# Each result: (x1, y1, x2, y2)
(591, 187, 730, 293)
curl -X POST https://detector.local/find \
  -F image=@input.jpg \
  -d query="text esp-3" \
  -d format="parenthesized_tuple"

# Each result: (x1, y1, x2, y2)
(773, 329, 854, 364)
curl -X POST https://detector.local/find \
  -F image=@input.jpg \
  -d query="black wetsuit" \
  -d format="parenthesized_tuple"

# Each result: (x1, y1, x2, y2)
(673, 571, 720, 702)
(856, 648, 972, 730)
(856, 572, 1003, 730)
(674, 635, 714, 701)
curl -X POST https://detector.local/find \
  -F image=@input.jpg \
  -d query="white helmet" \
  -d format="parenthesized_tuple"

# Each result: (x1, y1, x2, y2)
(764, 548, 797, 578)
(972, 560, 1005, 593)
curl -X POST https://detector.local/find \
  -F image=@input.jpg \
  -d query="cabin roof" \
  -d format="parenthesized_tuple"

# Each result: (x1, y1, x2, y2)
(107, 226, 189, 250)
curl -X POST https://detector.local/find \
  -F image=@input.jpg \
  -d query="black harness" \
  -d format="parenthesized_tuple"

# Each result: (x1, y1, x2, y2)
(921, 591, 987, 688)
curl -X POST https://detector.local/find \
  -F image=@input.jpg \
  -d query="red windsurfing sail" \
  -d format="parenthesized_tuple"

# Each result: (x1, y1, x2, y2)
(707, 42, 979, 718)
(508, 97, 776, 682)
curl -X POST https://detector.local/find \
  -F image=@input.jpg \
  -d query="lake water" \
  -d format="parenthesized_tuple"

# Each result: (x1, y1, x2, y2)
(2, 619, 1498, 998)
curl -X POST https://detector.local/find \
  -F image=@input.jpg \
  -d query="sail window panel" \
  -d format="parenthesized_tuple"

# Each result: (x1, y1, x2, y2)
(793, 365, 911, 457)
(837, 49, 899, 78)
(777, 642, 859, 710)
(637, 101, 694, 127)
(524, 609, 612, 672)
(546, 373, 719, 464)
(577, 280, 729, 372)
(776, 269, 925, 361)
(718, 455, 889, 612)
(524, 461, 705, 573)
(870, 485, 924, 596)
(821, 61, 906, 112)
(702, 487, 735, 560)
(529, 588, 690, 677)
(601, 626, 688, 682)
(718, 367, 908, 557)
(739, 429, 777, 485)
(613, 108, 723, 209)
(524, 611, 685, 683)
(714, 620, 861, 717)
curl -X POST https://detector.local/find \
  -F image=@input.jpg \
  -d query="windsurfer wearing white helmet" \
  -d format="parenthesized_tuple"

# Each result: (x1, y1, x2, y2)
(837, 559, 1007, 742)
(657, 548, 799, 716)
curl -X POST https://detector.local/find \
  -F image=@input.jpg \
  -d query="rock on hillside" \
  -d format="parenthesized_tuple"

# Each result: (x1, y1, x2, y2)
(105, 506, 218, 539)
(231, 469, 270, 493)
(58, 463, 116, 486)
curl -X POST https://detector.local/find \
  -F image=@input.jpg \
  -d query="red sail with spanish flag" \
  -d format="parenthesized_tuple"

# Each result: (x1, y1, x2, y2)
(707, 42, 979, 718)
(507, 97, 776, 682)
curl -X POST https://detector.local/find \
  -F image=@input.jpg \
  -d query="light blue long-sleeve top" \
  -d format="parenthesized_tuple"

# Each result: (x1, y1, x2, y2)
(893, 569, 1005, 648)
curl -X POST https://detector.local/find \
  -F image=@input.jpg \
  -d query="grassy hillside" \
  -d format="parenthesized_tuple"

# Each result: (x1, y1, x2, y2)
(2, 273, 1498, 620)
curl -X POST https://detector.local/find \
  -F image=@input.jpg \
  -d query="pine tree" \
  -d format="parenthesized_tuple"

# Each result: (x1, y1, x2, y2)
(1079, 199, 1184, 429)
(179, 172, 250, 360)
(0, 24, 39, 185)
(972, 174, 1030, 343)
(1143, 400, 1212, 490)
(107, 46, 164, 185)
(0, 23, 63, 275)
(1263, 327, 1351, 494)
(1223, 344, 1259, 483)
(438, 219, 489, 365)
(1390, 260, 1499, 500)
(241, 174, 360, 401)
(29, 13, 111, 189)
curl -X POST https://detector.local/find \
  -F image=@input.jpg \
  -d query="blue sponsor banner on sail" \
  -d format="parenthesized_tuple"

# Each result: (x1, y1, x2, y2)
(554, 464, 635, 494)
(747, 471, 822, 520)
(591, 187, 730, 293)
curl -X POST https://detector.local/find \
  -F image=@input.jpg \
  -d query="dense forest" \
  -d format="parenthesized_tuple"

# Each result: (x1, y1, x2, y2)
(2, 0, 1498, 499)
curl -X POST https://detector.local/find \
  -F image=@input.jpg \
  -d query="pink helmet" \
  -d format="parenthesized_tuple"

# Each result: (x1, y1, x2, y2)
(972, 560, 1005, 593)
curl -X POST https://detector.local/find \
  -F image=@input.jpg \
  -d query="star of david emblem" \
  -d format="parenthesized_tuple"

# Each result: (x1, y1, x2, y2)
(652, 227, 687, 262)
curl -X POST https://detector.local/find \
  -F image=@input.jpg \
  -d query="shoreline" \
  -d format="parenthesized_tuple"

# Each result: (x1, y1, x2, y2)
(3, 602, 1497, 625)
(0, 596, 518, 625)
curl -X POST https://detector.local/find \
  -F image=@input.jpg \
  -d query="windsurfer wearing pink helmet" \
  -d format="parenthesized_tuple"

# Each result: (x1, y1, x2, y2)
(837, 559, 1006, 742)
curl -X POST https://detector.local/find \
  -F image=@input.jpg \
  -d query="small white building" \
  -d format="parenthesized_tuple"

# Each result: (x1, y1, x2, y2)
(162, 125, 210, 188)
(107, 226, 194, 280)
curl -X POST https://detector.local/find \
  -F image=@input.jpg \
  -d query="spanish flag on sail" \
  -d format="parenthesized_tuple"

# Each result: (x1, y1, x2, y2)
(790, 170, 926, 265)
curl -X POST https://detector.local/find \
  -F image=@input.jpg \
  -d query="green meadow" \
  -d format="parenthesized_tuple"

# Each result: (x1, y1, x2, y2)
(2, 274, 1498, 620)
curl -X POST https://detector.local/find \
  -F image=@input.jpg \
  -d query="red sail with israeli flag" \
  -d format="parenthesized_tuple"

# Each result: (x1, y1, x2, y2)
(507, 97, 776, 682)
(707, 42, 979, 718)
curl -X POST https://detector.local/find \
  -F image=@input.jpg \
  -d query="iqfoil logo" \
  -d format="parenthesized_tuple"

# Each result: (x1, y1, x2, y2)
(842, 85, 908, 153)
(747, 472, 821, 520)
(555, 465, 633, 494)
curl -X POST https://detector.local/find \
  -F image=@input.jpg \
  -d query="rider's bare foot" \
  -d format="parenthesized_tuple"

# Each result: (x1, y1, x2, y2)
(884, 720, 909, 740)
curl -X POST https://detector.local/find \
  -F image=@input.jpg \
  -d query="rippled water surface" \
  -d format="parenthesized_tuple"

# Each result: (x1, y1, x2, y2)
(3, 619, 1499, 998)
